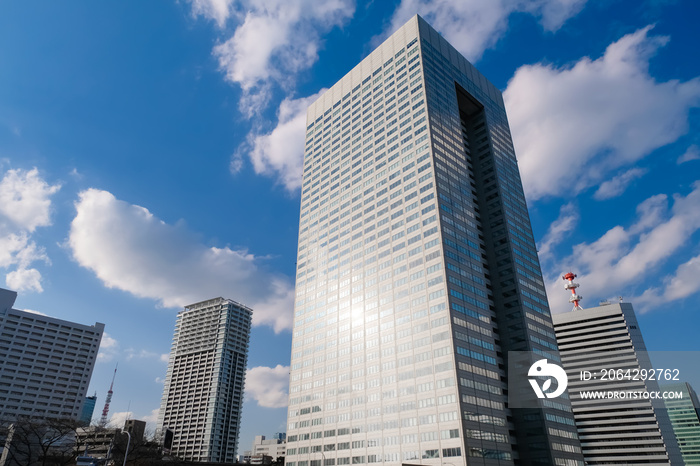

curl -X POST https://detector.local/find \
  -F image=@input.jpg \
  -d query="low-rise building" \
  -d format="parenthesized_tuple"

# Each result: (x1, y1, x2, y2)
(250, 435, 285, 461)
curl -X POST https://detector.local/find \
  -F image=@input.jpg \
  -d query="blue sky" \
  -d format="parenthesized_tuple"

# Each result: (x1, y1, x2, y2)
(1, 0, 699, 454)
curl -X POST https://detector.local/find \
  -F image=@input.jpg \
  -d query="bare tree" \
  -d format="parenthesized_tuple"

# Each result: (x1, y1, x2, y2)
(0, 416, 81, 466)
(107, 432, 162, 466)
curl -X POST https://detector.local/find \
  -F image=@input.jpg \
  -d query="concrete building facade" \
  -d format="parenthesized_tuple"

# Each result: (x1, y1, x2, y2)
(251, 435, 286, 460)
(0, 287, 104, 421)
(76, 419, 145, 460)
(552, 302, 682, 465)
(287, 15, 582, 466)
(158, 297, 252, 463)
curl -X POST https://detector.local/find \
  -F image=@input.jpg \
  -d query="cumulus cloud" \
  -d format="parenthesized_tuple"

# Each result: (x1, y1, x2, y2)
(385, 0, 587, 62)
(677, 144, 700, 164)
(244, 90, 325, 191)
(108, 407, 160, 431)
(538, 202, 579, 262)
(545, 181, 700, 312)
(68, 189, 294, 332)
(0, 168, 60, 292)
(108, 411, 134, 429)
(212, 0, 354, 114)
(0, 168, 61, 231)
(593, 167, 648, 200)
(505, 26, 700, 200)
(97, 332, 120, 362)
(141, 408, 161, 430)
(245, 365, 289, 408)
(6, 268, 43, 293)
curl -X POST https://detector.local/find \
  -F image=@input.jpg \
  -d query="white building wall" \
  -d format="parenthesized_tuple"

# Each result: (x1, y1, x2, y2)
(158, 297, 251, 463)
(553, 303, 682, 465)
(0, 287, 104, 421)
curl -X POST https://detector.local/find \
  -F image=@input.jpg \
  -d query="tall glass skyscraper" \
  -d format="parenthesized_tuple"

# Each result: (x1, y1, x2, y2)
(664, 382, 700, 465)
(287, 16, 582, 466)
(158, 297, 251, 463)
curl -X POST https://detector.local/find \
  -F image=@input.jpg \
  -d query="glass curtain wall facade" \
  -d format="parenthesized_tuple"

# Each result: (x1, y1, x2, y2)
(287, 16, 582, 466)
(664, 382, 700, 465)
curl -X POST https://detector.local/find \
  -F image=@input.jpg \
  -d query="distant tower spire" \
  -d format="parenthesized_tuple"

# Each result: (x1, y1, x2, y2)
(562, 272, 583, 311)
(99, 364, 118, 426)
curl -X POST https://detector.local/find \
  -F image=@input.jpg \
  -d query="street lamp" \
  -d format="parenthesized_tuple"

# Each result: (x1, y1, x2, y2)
(122, 430, 131, 466)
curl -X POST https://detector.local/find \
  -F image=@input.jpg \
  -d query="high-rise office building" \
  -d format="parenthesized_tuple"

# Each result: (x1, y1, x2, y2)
(287, 15, 582, 466)
(79, 394, 97, 426)
(158, 297, 252, 463)
(552, 302, 682, 465)
(0, 287, 104, 421)
(664, 382, 700, 464)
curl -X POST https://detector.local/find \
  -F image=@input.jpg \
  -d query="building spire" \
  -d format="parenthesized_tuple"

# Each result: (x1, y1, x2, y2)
(563, 272, 583, 311)
(99, 363, 118, 426)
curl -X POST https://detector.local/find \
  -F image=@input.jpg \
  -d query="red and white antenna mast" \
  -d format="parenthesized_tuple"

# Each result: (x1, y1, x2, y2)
(99, 364, 118, 426)
(562, 272, 583, 311)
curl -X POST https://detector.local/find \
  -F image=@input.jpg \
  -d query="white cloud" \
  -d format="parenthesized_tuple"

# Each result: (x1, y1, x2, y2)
(212, 0, 354, 114)
(69, 167, 83, 180)
(246, 90, 325, 191)
(505, 26, 700, 200)
(545, 181, 700, 312)
(107, 407, 160, 434)
(629, 193, 668, 234)
(141, 408, 160, 430)
(385, 0, 587, 62)
(633, 253, 700, 312)
(677, 144, 700, 164)
(0, 168, 61, 232)
(229, 152, 244, 174)
(108, 411, 134, 429)
(245, 365, 289, 408)
(68, 189, 294, 333)
(6, 268, 43, 293)
(189, 0, 233, 27)
(0, 168, 60, 292)
(97, 332, 120, 362)
(125, 348, 165, 361)
(593, 167, 648, 200)
(538, 202, 579, 262)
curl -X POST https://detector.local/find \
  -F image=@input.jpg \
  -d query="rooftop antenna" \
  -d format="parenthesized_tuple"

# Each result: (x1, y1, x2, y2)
(562, 272, 583, 311)
(99, 364, 118, 426)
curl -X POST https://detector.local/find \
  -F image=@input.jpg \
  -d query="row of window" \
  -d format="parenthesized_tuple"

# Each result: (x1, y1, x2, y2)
(287, 447, 461, 466)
